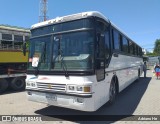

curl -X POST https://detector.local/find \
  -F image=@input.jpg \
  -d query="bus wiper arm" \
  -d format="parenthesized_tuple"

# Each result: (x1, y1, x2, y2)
(57, 37, 69, 77)
(34, 42, 46, 76)
(60, 55, 69, 77)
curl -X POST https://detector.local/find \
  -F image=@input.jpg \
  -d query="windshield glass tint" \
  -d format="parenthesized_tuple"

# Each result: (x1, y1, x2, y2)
(31, 18, 94, 37)
(28, 36, 51, 70)
(52, 31, 94, 71)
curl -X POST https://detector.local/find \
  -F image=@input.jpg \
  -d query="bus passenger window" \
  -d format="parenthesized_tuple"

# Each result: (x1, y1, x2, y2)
(133, 44, 135, 55)
(96, 19, 110, 67)
(135, 45, 138, 56)
(105, 30, 110, 62)
(122, 37, 128, 53)
(97, 33, 105, 58)
(139, 47, 143, 56)
(129, 41, 134, 55)
(113, 30, 120, 50)
(119, 34, 123, 51)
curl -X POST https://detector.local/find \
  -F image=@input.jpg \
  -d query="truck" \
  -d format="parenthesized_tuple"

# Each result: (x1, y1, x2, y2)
(0, 25, 30, 93)
(0, 49, 28, 93)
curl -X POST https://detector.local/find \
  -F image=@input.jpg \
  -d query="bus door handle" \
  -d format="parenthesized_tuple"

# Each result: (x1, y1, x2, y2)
(113, 53, 118, 57)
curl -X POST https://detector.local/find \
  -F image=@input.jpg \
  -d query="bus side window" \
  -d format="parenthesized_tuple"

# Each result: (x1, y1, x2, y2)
(129, 41, 133, 55)
(133, 43, 136, 55)
(96, 20, 107, 58)
(112, 29, 120, 50)
(97, 33, 105, 58)
(122, 36, 129, 53)
(96, 19, 111, 66)
(118, 34, 123, 51)
(135, 45, 138, 56)
(104, 29, 110, 65)
(137, 46, 139, 56)
(139, 47, 143, 56)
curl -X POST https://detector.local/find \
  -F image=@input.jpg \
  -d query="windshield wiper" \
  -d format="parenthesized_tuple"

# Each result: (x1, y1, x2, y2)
(59, 53, 69, 77)
(34, 42, 46, 76)
(55, 36, 69, 77)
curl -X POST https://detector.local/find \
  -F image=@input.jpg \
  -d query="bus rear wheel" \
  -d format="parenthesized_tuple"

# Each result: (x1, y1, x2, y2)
(0, 79, 9, 93)
(136, 69, 140, 81)
(109, 79, 116, 104)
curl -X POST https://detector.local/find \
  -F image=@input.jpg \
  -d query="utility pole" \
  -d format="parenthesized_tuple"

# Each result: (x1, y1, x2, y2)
(39, 0, 48, 22)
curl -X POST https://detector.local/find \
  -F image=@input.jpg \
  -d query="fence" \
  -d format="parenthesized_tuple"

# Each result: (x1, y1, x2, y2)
(0, 44, 22, 50)
(147, 56, 160, 70)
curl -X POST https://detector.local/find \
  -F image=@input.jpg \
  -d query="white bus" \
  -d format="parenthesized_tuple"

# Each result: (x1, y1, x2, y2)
(25, 11, 143, 112)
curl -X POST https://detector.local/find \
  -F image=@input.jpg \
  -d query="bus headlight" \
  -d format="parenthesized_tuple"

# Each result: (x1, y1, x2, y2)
(77, 86, 83, 91)
(68, 85, 75, 91)
(67, 85, 91, 93)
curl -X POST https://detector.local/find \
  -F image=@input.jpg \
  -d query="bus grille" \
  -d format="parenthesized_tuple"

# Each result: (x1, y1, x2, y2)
(36, 82, 66, 92)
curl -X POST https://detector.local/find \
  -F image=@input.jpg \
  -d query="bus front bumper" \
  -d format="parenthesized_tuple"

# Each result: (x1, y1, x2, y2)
(26, 90, 96, 112)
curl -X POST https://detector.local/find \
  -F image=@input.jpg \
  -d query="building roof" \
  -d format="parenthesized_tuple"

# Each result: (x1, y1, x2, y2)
(0, 24, 30, 33)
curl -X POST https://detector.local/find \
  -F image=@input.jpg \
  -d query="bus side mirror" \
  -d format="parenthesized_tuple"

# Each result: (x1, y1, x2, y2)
(96, 58, 101, 69)
(23, 42, 26, 56)
(97, 33, 105, 42)
(96, 58, 105, 69)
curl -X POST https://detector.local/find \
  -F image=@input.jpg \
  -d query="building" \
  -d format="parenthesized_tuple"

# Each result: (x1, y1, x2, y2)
(148, 56, 160, 66)
(142, 48, 149, 55)
(0, 24, 30, 50)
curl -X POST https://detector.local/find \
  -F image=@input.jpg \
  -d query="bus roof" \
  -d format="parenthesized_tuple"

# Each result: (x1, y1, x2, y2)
(31, 11, 141, 48)
(31, 11, 110, 29)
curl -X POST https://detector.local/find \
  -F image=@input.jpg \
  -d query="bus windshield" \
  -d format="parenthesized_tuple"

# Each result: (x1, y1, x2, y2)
(52, 31, 94, 71)
(28, 18, 95, 72)
(28, 36, 52, 71)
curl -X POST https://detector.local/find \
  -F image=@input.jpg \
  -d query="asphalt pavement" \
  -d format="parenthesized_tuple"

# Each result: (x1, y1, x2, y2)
(115, 69, 160, 124)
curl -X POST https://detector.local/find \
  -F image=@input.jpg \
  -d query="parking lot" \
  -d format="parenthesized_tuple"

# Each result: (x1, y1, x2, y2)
(1, 70, 160, 124)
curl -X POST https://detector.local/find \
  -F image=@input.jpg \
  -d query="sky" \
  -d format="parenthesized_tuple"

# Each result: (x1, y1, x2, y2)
(0, 0, 160, 52)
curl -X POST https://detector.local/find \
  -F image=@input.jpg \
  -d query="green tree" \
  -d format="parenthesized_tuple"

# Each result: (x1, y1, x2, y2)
(146, 52, 156, 57)
(153, 39, 160, 56)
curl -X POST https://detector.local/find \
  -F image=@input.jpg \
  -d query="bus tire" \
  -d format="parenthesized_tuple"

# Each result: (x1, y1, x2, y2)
(10, 77, 25, 91)
(136, 69, 140, 81)
(0, 79, 9, 93)
(109, 79, 116, 104)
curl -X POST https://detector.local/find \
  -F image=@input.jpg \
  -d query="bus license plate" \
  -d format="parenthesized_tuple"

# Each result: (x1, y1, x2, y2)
(46, 94, 57, 101)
